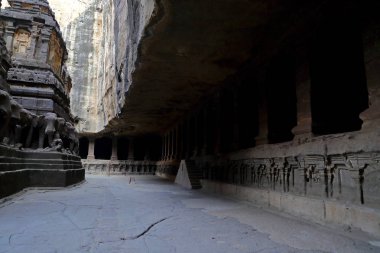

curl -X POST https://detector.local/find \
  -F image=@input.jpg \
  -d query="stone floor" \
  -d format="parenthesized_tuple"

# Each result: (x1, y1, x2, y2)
(0, 175, 379, 253)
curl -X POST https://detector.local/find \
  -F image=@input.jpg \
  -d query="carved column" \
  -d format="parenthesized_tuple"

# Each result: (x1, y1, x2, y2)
(128, 137, 135, 161)
(28, 24, 38, 59)
(202, 105, 209, 155)
(181, 122, 187, 159)
(161, 135, 165, 161)
(87, 138, 95, 160)
(4, 26, 15, 52)
(171, 129, 175, 160)
(168, 132, 171, 160)
(232, 89, 240, 150)
(185, 118, 191, 159)
(175, 125, 179, 160)
(111, 137, 118, 160)
(163, 133, 167, 160)
(177, 124, 182, 160)
(40, 30, 51, 63)
(292, 65, 312, 140)
(214, 93, 222, 155)
(192, 114, 198, 158)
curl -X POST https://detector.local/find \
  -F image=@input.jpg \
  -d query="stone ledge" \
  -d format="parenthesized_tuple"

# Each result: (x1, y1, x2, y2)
(0, 168, 84, 199)
(0, 146, 84, 199)
(201, 180, 380, 238)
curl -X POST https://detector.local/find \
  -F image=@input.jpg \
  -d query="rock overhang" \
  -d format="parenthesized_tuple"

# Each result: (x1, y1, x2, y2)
(97, 0, 327, 137)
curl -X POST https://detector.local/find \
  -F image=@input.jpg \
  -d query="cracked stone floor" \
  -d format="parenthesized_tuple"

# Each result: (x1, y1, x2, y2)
(0, 175, 380, 253)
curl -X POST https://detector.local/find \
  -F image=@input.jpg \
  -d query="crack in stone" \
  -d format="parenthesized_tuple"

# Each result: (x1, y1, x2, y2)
(122, 217, 170, 240)
(8, 229, 26, 246)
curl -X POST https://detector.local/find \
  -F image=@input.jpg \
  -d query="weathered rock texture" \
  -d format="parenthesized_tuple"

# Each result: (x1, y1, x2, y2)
(47, 0, 155, 134)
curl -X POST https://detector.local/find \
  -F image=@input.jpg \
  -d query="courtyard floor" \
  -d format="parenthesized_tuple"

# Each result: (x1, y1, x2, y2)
(0, 175, 379, 253)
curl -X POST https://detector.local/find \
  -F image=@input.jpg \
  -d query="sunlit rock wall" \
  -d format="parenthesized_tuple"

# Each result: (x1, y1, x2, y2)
(43, 0, 155, 134)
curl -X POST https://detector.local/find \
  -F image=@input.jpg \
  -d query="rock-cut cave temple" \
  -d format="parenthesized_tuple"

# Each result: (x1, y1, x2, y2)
(1, 0, 380, 239)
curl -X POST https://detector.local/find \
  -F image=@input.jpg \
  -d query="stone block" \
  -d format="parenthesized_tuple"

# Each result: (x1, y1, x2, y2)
(280, 194, 325, 223)
(175, 160, 192, 189)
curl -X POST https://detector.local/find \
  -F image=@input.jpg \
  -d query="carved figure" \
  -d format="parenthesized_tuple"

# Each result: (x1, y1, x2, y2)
(39, 112, 57, 149)
(8, 99, 21, 146)
(64, 122, 78, 154)
(13, 29, 31, 54)
(0, 89, 11, 143)
(55, 117, 66, 138)
(14, 108, 33, 148)
(44, 132, 63, 152)
(25, 114, 43, 149)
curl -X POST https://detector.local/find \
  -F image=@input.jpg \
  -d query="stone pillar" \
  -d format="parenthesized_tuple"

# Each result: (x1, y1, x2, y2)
(255, 85, 268, 145)
(202, 106, 209, 155)
(87, 138, 95, 160)
(111, 137, 118, 160)
(179, 123, 184, 159)
(192, 114, 198, 158)
(4, 27, 15, 52)
(128, 137, 135, 161)
(40, 33, 51, 63)
(161, 135, 165, 161)
(232, 89, 240, 150)
(171, 129, 175, 160)
(292, 65, 313, 140)
(168, 132, 172, 160)
(214, 93, 222, 155)
(174, 126, 179, 160)
(166, 133, 170, 160)
(163, 133, 167, 160)
(185, 118, 190, 159)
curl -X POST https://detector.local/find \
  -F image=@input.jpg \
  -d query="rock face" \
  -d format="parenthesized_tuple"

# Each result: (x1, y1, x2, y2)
(44, 0, 155, 134)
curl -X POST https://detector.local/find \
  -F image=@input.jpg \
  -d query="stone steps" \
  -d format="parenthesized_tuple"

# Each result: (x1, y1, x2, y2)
(184, 160, 202, 190)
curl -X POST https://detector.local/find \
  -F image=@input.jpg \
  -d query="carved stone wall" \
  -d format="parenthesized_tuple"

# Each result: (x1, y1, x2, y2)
(0, 0, 84, 199)
(47, 30, 64, 76)
(0, 0, 73, 121)
(82, 159, 156, 175)
(196, 153, 380, 209)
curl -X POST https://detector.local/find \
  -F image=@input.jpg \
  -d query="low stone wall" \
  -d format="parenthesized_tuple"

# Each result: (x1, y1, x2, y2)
(195, 149, 380, 238)
(82, 159, 157, 175)
(198, 152, 380, 210)
(201, 180, 380, 238)
(0, 146, 84, 199)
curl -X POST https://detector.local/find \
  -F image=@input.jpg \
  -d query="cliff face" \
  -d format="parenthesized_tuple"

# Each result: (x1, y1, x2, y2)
(46, 0, 155, 134)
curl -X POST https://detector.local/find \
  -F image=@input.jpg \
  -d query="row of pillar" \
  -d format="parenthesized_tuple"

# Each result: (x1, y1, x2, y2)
(86, 137, 135, 161)
(160, 41, 368, 160)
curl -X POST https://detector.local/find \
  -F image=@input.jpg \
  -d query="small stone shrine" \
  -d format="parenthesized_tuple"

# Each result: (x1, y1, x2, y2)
(0, 0, 72, 120)
(0, 0, 83, 198)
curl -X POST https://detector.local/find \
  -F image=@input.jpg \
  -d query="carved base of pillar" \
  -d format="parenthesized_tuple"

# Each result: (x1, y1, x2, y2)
(87, 155, 95, 160)
(255, 135, 268, 146)
(360, 101, 380, 132)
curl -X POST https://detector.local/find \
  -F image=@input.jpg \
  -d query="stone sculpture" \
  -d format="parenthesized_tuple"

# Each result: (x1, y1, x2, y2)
(64, 122, 79, 155)
(8, 99, 21, 147)
(0, 89, 11, 143)
(16, 108, 33, 147)
(39, 112, 57, 149)
(0, 0, 79, 153)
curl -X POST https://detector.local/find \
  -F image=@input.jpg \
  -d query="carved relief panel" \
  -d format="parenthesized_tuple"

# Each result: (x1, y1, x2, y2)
(12, 28, 31, 54)
(47, 30, 63, 77)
